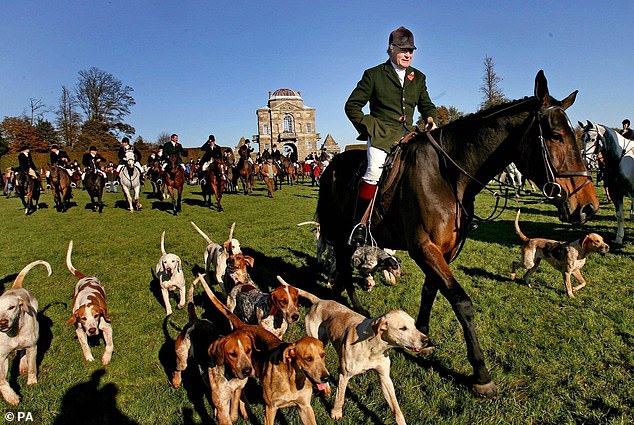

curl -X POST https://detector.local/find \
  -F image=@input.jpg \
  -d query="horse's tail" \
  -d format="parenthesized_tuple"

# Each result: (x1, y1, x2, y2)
(160, 231, 167, 256)
(12, 260, 52, 289)
(66, 240, 86, 279)
(196, 273, 244, 330)
(514, 209, 529, 242)
(190, 221, 212, 245)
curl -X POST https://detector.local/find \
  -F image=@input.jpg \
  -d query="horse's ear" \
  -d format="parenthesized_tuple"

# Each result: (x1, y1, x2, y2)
(534, 70, 550, 105)
(586, 120, 592, 128)
(560, 90, 577, 110)
(578, 121, 585, 129)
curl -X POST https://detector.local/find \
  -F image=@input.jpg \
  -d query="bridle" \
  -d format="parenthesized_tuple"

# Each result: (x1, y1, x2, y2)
(535, 106, 593, 201)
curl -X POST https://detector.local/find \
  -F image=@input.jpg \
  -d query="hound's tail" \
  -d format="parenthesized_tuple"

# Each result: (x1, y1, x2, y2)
(194, 273, 244, 330)
(66, 240, 86, 279)
(289, 280, 322, 305)
(190, 221, 212, 245)
(514, 210, 529, 242)
(12, 260, 52, 289)
(297, 221, 320, 230)
(228, 222, 236, 243)
(160, 230, 167, 257)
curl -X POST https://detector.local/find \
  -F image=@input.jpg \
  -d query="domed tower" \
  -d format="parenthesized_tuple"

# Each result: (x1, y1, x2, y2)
(253, 88, 321, 161)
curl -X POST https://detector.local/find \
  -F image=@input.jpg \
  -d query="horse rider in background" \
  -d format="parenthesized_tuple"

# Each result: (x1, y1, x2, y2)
(17, 145, 41, 183)
(116, 137, 144, 182)
(199, 134, 222, 173)
(81, 146, 107, 180)
(344, 26, 438, 246)
(50, 144, 74, 176)
(161, 133, 188, 172)
(621, 119, 634, 140)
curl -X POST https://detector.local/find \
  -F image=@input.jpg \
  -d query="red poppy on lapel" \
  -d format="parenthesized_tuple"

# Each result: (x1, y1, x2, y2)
(407, 72, 415, 81)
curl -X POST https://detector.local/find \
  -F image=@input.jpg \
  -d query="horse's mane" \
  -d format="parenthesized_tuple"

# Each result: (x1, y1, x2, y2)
(439, 96, 537, 130)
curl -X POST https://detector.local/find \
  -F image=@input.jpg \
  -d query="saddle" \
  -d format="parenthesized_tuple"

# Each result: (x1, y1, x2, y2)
(369, 131, 418, 227)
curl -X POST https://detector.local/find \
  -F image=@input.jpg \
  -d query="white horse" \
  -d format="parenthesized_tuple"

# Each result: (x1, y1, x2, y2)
(580, 120, 634, 244)
(119, 151, 142, 211)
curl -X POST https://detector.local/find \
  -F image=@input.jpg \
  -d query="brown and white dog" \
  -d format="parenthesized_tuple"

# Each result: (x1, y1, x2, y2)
(191, 221, 241, 295)
(222, 252, 256, 296)
(66, 240, 114, 365)
(511, 210, 610, 297)
(198, 278, 330, 425)
(0, 260, 51, 405)
(226, 276, 300, 339)
(172, 277, 252, 425)
(298, 288, 429, 425)
(156, 231, 186, 316)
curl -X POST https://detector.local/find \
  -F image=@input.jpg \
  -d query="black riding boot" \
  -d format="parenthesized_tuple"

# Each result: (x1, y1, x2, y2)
(348, 181, 377, 247)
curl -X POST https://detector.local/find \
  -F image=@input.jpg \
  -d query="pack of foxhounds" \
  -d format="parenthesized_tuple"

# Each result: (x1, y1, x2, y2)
(0, 210, 609, 424)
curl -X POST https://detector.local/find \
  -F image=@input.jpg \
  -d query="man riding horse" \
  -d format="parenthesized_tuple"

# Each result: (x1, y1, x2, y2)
(81, 146, 107, 181)
(116, 137, 144, 183)
(161, 134, 188, 174)
(345, 26, 437, 247)
(198, 134, 222, 181)
(50, 144, 73, 176)
(17, 145, 41, 184)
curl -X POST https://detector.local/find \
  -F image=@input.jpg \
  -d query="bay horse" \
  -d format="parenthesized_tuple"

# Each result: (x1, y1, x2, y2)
(201, 159, 227, 212)
(235, 150, 253, 195)
(83, 170, 105, 213)
(281, 157, 296, 185)
(317, 71, 598, 398)
(119, 151, 142, 212)
(147, 159, 165, 199)
(49, 165, 72, 212)
(164, 154, 184, 215)
(580, 120, 634, 244)
(14, 171, 41, 215)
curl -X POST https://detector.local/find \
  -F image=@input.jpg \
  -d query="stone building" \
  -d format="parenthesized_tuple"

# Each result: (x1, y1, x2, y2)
(253, 88, 330, 161)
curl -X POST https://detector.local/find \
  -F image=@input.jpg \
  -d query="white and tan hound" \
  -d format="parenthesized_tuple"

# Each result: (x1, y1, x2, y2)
(66, 240, 114, 365)
(0, 260, 51, 405)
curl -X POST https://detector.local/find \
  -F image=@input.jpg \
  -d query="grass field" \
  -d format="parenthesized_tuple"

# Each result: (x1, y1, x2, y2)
(0, 178, 632, 425)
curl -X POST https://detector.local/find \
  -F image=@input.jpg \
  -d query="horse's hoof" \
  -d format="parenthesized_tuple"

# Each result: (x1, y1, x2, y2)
(472, 381, 498, 398)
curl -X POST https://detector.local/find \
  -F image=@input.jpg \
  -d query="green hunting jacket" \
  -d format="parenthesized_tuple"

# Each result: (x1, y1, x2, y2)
(345, 60, 438, 152)
(161, 141, 188, 163)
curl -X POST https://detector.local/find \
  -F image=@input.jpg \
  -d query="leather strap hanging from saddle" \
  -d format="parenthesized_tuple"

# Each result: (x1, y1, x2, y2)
(371, 131, 417, 227)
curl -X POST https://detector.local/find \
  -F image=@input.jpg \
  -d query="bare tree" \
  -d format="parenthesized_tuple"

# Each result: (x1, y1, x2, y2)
(56, 85, 83, 148)
(156, 132, 171, 146)
(480, 56, 507, 110)
(75, 67, 135, 127)
(27, 98, 46, 125)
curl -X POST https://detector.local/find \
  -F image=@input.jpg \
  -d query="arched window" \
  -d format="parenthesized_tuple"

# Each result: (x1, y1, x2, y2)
(283, 115, 294, 133)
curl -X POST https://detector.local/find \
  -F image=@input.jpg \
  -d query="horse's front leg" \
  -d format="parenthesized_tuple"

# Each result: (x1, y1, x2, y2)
(613, 194, 625, 245)
(416, 277, 439, 335)
(409, 243, 497, 398)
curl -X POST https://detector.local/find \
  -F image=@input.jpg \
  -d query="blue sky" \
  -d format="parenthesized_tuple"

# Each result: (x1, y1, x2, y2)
(2, 1, 632, 149)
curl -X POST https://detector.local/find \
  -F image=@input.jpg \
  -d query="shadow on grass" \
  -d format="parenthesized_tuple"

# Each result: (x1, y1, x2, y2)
(54, 369, 139, 425)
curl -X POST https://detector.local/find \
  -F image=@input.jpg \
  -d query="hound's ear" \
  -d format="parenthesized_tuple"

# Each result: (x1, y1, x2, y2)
(100, 307, 112, 323)
(156, 262, 163, 274)
(267, 297, 280, 317)
(209, 339, 226, 366)
(283, 344, 296, 364)
(244, 256, 255, 268)
(177, 259, 182, 274)
(66, 315, 77, 325)
(371, 316, 388, 336)
(351, 254, 361, 268)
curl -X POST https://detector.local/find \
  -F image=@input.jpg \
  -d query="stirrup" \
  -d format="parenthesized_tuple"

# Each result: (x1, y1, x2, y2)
(348, 223, 368, 247)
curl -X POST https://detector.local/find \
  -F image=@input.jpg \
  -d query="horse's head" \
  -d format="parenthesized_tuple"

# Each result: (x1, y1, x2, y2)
(578, 120, 603, 170)
(124, 150, 136, 166)
(515, 71, 598, 224)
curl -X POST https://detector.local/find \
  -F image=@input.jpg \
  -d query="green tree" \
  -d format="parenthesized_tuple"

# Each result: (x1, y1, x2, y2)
(0, 133, 8, 158)
(75, 67, 136, 136)
(76, 118, 118, 152)
(35, 119, 59, 147)
(480, 55, 507, 110)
